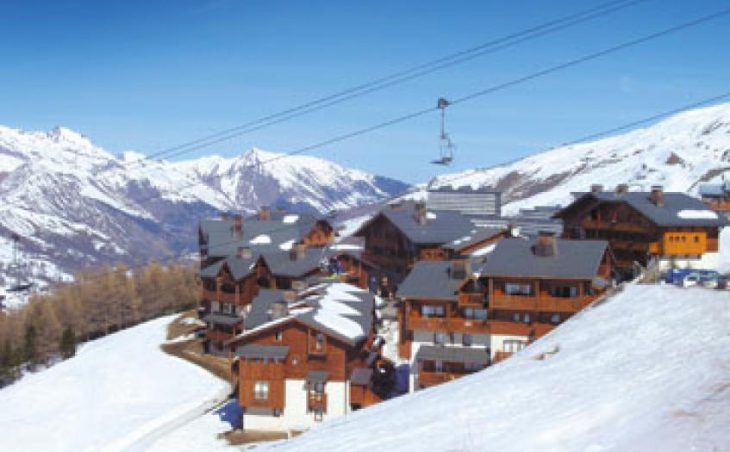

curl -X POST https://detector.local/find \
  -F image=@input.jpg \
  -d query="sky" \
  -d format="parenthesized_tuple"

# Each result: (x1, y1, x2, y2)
(0, 0, 729, 184)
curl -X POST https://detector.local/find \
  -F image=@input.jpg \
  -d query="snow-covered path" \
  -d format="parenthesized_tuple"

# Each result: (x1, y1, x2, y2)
(266, 285, 730, 452)
(0, 315, 230, 452)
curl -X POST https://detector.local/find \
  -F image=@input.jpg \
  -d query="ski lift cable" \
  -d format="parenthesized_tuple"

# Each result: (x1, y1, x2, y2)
(23, 88, 730, 287)
(117, 0, 650, 169)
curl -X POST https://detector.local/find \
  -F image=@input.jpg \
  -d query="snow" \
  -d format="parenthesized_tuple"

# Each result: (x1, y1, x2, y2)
(676, 209, 719, 219)
(147, 410, 237, 451)
(249, 234, 272, 245)
(278, 239, 296, 251)
(719, 227, 730, 273)
(425, 211, 437, 220)
(264, 284, 730, 452)
(470, 242, 496, 257)
(0, 315, 230, 452)
(430, 102, 730, 214)
(282, 214, 300, 224)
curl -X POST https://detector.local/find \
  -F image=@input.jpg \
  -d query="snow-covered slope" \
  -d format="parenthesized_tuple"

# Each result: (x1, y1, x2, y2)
(0, 125, 408, 292)
(0, 315, 231, 452)
(432, 102, 730, 214)
(268, 284, 730, 452)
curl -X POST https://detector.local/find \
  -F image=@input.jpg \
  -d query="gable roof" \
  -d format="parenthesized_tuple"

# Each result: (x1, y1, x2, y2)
(261, 248, 325, 278)
(396, 261, 470, 301)
(442, 227, 506, 252)
(230, 283, 374, 348)
(555, 191, 727, 227)
(358, 207, 475, 245)
(199, 254, 260, 281)
(477, 238, 609, 280)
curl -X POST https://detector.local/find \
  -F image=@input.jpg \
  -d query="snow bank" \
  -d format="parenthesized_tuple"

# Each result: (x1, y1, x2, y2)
(0, 315, 230, 452)
(266, 285, 730, 452)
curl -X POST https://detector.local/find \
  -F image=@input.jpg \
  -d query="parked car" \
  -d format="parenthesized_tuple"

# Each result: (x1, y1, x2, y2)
(682, 273, 701, 288)
(717, 275, 730, 290)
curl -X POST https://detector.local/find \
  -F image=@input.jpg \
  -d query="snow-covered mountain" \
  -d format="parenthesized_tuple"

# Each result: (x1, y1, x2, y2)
(0, 126, 409, 296)
(432, 102, 730, 214)
(267, 284, 730, 452)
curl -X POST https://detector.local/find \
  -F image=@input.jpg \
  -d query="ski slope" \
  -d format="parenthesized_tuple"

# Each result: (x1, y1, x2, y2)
(266, 284, 730, 452)
(0, 315, 231, 452)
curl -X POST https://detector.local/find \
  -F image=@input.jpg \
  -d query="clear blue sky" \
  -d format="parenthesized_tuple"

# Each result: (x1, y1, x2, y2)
(1, 0, 728, 183)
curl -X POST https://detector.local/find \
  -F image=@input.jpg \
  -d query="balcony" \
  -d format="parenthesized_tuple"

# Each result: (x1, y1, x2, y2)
(350, 386, 381, 407)
(581, 219, 649, 233)
(493, 351, 513, 362)
(418, 370, 473, 388)
(206, 329, 234, 343)
(308, 392, 327, 412)
(200, 287, 238, 304)
(408, 315, 490, 334)
(458, 292, 486, 308)
(490, 295, 595, 314)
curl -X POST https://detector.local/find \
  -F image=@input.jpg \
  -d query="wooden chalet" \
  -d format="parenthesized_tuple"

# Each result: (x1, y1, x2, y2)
(477, 233, 613, 362)
(396, 260, 491, 391)
(354, 202, 475, 289)
(226, 283, 387, 431)
(440, 226, 511, 258)
(555, 185, 726, 276)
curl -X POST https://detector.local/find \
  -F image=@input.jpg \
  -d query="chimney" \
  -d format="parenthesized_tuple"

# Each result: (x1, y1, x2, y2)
(290, 242, 307, 260)
(414, 202, 428, 225)
(270, 299, 289, 320)
(232, 214, 243, 239)
(615, 184, 629, 195)
(534, 231, 558, 257)
(237, 246, 252, 259)
(259, 205, 271, 221)
(450, 260, 471, 280)
(590, 184, 603, 193)
(650, 185, 664, 207)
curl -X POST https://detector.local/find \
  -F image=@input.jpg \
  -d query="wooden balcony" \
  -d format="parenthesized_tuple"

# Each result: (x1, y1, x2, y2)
(308, 393, 327, 412)
(408, 315, 490, 334)
(487, 320, 555, 338)
(490, 295, 595, 314)
(200, 287, 238, 304)
(418, 370, 469, 388)
(458, 292, 486, 308)
(581, 219, 649, 233)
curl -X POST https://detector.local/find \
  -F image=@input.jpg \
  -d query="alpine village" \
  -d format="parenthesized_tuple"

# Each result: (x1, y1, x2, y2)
(196, 183, 727, 434)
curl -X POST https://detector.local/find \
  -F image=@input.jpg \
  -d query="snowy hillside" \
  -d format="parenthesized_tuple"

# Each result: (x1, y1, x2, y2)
(0, 125, 408, 292)
(0, 315, 232, 452)
(432, 102, 730, 214)
(267, 284, 730, 451)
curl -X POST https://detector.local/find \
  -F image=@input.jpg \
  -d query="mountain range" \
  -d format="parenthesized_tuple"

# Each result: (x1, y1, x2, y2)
(0, 126, 408, 297)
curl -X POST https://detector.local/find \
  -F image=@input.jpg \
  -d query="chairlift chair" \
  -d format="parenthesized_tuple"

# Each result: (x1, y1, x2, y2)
(432, 97, 455, 166)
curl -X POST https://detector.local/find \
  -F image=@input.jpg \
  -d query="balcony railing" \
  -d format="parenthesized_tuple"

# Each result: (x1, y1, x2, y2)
(458, 292, 486, 308)
(490, 295, 595, 313)
(408, 315, 490, 334)
(418, 370, 475, 388)
(200, 287, 238, 304)
(493, 351, 513, 362)
(581, 219, 649, 233)
(206, 329, 234, 343)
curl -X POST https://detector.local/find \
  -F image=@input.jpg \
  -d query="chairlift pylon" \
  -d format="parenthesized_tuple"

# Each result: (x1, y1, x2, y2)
(431, 97, 455, 166)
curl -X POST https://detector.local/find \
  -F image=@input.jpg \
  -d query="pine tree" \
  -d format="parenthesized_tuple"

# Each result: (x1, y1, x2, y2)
(59, 326, 76, 359)
(23, 323, 37, 369)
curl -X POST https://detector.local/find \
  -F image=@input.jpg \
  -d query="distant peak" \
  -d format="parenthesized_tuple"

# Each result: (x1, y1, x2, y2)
(120, 150, 146, 163)
(47, 126, 90, 144)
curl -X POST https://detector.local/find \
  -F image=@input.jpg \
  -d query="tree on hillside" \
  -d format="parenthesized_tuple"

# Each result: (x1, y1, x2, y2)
(59, 326, 76, 359)
(23, 323, 37, 369)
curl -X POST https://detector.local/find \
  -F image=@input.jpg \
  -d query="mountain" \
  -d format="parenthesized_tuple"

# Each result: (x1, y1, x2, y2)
(0, 126, 409, 301)
(431, 102, 730, 214)
(265, 284, 730, 452)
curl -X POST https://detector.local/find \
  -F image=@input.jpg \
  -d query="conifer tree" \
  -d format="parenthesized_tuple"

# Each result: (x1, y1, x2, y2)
(59, 326, 76, 359)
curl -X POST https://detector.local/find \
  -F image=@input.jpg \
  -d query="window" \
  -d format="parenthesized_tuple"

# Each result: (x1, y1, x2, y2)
(422, 305, 445, 318)
(465, 308, 488, 320)
(513, 313, 521, 323)
(314, 410, 324, 422)
(221, 302, 234, 314)
(523, 314, 531, 324)
(434, 332, 448, 345)
(504, 283, 532, 296)
(434, 360, 444, 372)
(465, 361, 483, 372)
(550, 314, 561, 324)
(503, 340, 527, 353)
(275, 330, 283, 342)
(315, 333, 325, 351)
(462, 334, 473, 346)
(254, 381, 269, 400)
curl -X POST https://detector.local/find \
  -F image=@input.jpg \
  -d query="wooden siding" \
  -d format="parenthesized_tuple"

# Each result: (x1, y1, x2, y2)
(239, 361, 286, 410)
(350, 385, 382, 407)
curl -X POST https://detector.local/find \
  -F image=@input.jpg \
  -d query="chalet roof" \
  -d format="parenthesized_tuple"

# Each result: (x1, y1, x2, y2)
(202, 312, 242, 327)
(350, 367, 373, 386)
(230, 283, 374, 348)
(199, 254, 260, 281)
(699, 181, 730, 197)
(415, 345, 490, 365)
(200, 213, 329, 258)
(477, 238, 608, 280)
(396, 261, 470, 301)
(442, 227, 505, 252)
(373, 208, 475, 245)
(244, 289, 290, 330)
(306, 370, 329, 383)
(235, 344, 289, 360)
(261, 248, 325, 277)
(555, 191, 727, 227)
